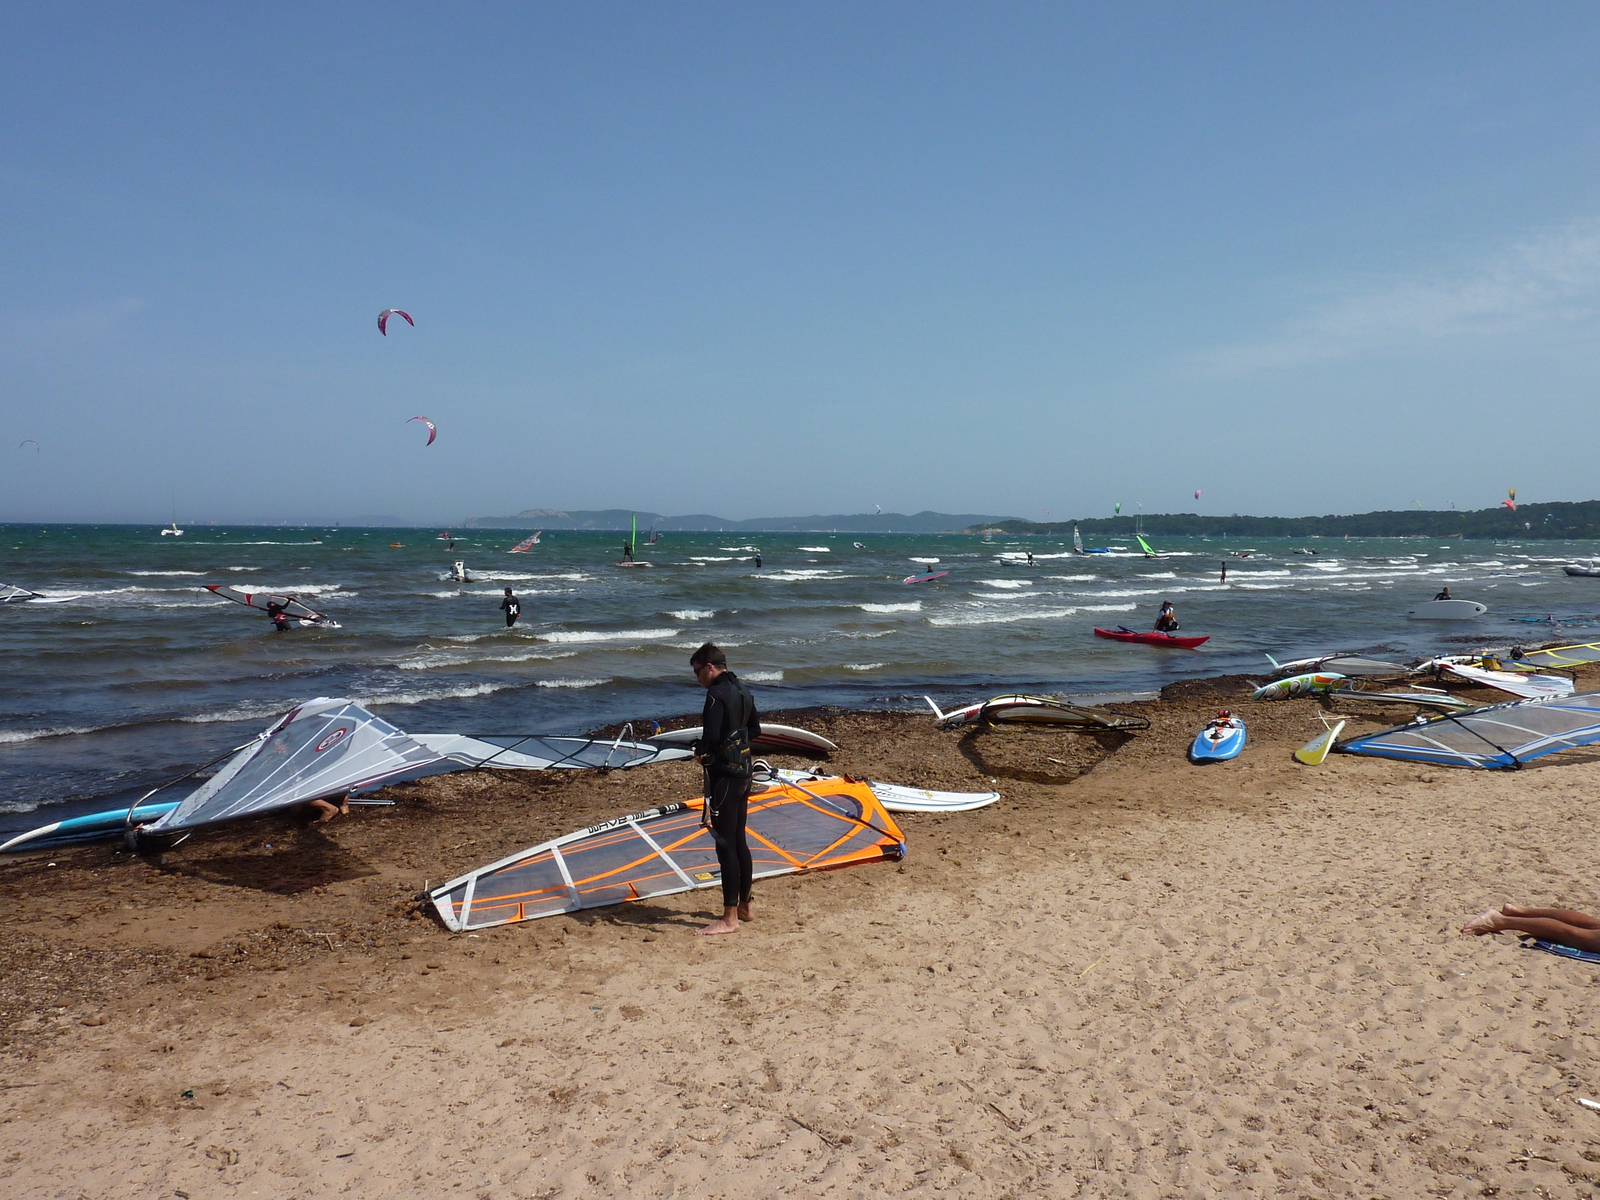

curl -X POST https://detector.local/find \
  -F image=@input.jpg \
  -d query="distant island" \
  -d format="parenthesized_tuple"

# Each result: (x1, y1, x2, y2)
(463, 508, 1013, 534)
(967, 500, 1600, 541)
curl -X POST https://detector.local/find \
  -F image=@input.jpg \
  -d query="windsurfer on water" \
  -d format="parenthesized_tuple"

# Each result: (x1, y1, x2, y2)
(1154, 601, 1179, 632)
(621, 540, 634, 563)
(691, 642, 761, 937)
(266, 600, 290, 632)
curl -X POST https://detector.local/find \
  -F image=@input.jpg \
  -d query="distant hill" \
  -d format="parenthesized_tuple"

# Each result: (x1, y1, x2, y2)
(464, 509, 1015, 533)
(968, 501, 1600, 540)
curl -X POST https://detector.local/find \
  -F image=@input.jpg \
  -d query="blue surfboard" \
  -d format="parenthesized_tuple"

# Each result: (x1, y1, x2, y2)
(1190, 714, 1246, 763)
(0, 800, 181, 854)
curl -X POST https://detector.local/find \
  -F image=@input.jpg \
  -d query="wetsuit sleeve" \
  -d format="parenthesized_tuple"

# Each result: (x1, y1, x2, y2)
(746, 688, 761, 742)
(697, 688, 726, 759)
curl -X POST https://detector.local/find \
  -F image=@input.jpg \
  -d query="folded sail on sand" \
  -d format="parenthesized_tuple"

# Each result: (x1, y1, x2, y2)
(428, 778, 906, 930)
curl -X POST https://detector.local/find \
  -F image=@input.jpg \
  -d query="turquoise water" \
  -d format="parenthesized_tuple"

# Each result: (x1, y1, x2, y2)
(3, 522, 1598, 833)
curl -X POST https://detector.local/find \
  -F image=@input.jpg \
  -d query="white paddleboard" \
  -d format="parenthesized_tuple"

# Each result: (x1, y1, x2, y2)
(647, 722, 838, 755)
(1408, 599, 1487, 619)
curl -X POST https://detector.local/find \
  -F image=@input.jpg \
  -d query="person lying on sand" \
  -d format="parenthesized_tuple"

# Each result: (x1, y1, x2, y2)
(1462, 904, 1600, 953)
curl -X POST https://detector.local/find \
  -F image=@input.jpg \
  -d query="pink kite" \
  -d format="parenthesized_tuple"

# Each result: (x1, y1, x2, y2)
(408, 416, 437, 445)
(378, 309, 414, 336)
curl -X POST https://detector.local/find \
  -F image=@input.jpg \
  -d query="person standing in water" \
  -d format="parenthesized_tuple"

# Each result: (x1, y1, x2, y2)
(690, 642, 760, 936)
(1434, 586, 1452, 601)
(499, 587, 521, 628)
(1154, 600, 1179, 632)
(753, 550, 762, 569)
(266, 599, 290, 632)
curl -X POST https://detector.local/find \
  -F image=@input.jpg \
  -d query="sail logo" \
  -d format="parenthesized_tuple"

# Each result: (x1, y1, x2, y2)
(315, 727, 351, 753)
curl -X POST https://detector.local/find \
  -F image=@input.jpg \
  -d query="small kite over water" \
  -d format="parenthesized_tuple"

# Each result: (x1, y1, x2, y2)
(1194, 489, 1202, 500)
(408, 416, 437, 445)
(18, 440, 39, 452)
(378, 309, 414, 336)
(1502, 487, 1516, 512)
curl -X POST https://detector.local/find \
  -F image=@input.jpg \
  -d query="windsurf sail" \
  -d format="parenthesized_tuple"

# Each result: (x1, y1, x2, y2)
(143, 699, 448, 835)
(1073, 525, 1084, 554)
(1335, 690, 1475, 712)
(412, 733, 691, 770)
(1336, 692, 1600, 769)
(509, 532, 542, 552)
(1442, 662, 1575, 700)
(1265, 652, 1408, 678)
(205, 584, 333, 625)
(1, 583, 40, 603)
(1136, 533, 1157, 557)
(1509, 642, 1600, 670)
(427, 777, 906, 930)
(923, 694, 1149, 731)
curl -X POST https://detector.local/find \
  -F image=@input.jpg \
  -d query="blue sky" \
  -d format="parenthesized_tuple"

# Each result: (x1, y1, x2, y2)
(4, 3, 1600, 524)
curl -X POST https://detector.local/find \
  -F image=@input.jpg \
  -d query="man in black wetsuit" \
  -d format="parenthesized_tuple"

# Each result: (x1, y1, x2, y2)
(690, 642, 760, 936)
(266, 600, 290, 632)
(500, 587, 521, 627)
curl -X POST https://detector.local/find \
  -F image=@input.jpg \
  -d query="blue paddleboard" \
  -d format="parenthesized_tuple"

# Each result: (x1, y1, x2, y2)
(1189, 714, 1246, 763)
(0, 800, 181, 854)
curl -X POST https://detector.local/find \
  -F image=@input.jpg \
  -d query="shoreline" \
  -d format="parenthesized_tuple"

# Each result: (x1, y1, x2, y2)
(4, 664, 1600, 1195)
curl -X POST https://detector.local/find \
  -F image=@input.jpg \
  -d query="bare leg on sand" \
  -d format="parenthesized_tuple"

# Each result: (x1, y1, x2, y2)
(1461, 904, 1600, 953)
(308, 794, 352, 824)
(699, 906, 740, 936)
(736, 901, 752, 923)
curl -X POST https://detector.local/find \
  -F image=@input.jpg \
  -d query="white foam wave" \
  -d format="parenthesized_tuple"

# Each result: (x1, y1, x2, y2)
(981, 579, 1032, 589)
(670, 609, 715, 621)
(755, 570, 850, 581)
(537, 678, 609, 689)
(538, 627, 680, 644)
(743, 670, 784, 682)
(844, 662, 885, 671)
(398, 647, 580, 671)
(691, 556, 737, 562)
(858, 601, 921, 613)
(127, 570, 206, 577)
(797, 546, 830, 553)
(360, 682, 521, 707)
(927, 602, 1134, 627)
(0, 724, 108, 745)
(908, 557, 941, 565)
(1045, 574, 1099, 582)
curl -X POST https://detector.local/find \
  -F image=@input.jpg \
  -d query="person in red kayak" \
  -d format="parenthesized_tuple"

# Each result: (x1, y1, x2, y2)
(1154, 600, 1179, 632)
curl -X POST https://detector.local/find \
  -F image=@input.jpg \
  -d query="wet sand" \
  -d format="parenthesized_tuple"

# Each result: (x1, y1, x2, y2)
(4, 674, 1600, 1197)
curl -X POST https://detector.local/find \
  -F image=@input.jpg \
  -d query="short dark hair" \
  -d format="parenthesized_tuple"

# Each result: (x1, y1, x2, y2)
(689, 642, 727, 669)
(504, 586, 513, 594)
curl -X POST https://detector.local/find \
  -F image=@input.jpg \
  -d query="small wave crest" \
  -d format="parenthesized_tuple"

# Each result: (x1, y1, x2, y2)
(538, 627, 680, 644)
(858, 601, 921, 614)
(744, 670, 784, 682)
(670, 609, 715, 621)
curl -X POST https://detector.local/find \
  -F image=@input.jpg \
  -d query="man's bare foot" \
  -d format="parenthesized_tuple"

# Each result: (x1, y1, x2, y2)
(698, 918, 740, 936)
(736, 902, 752, 922)
(1462, 907, 1508, 936)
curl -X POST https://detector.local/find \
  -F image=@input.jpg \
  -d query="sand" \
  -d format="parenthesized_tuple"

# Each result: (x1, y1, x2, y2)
(4, 675, 1600, 1198)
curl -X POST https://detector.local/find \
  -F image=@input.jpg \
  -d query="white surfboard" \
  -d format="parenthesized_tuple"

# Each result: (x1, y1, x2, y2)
(772, 769, 998, 813)
(646, 722, 838, 755)
(1408, 599, 1487, 619)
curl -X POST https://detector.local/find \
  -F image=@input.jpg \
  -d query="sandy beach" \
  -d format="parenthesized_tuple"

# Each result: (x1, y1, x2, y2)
(4, 674, 1600, 1198)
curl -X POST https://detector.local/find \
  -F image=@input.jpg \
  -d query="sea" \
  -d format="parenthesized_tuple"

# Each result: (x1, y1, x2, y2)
(3, 522, 1599, 839)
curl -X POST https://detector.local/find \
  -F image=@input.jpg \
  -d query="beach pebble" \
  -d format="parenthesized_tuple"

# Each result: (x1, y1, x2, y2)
(348, 1017, 369, 1027)
(80, 1015, 105, 1026)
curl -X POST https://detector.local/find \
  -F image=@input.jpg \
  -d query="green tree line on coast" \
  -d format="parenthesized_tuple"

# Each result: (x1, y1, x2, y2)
(966, 500, 1600, 540)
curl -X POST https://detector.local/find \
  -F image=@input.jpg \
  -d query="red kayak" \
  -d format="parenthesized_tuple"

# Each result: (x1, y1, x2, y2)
(1094, 627, 1210, 649)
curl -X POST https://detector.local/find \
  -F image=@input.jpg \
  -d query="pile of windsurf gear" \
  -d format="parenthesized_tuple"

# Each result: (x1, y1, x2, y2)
(925, 694, 1149, 731)
(1336, 691, 1600, 769)
(426, 768, 906, 931)
(0, 583, 40, 603)
(205, 584, 339, 628)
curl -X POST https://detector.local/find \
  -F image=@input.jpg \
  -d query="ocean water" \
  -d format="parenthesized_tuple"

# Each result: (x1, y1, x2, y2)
(3, 522, 1598, 835)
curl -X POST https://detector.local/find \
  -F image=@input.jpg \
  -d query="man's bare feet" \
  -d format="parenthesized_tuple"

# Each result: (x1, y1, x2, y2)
(1462, 907, 1508, 936)
(698, 917, 740, 936)
(736, 902, 752, 923)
